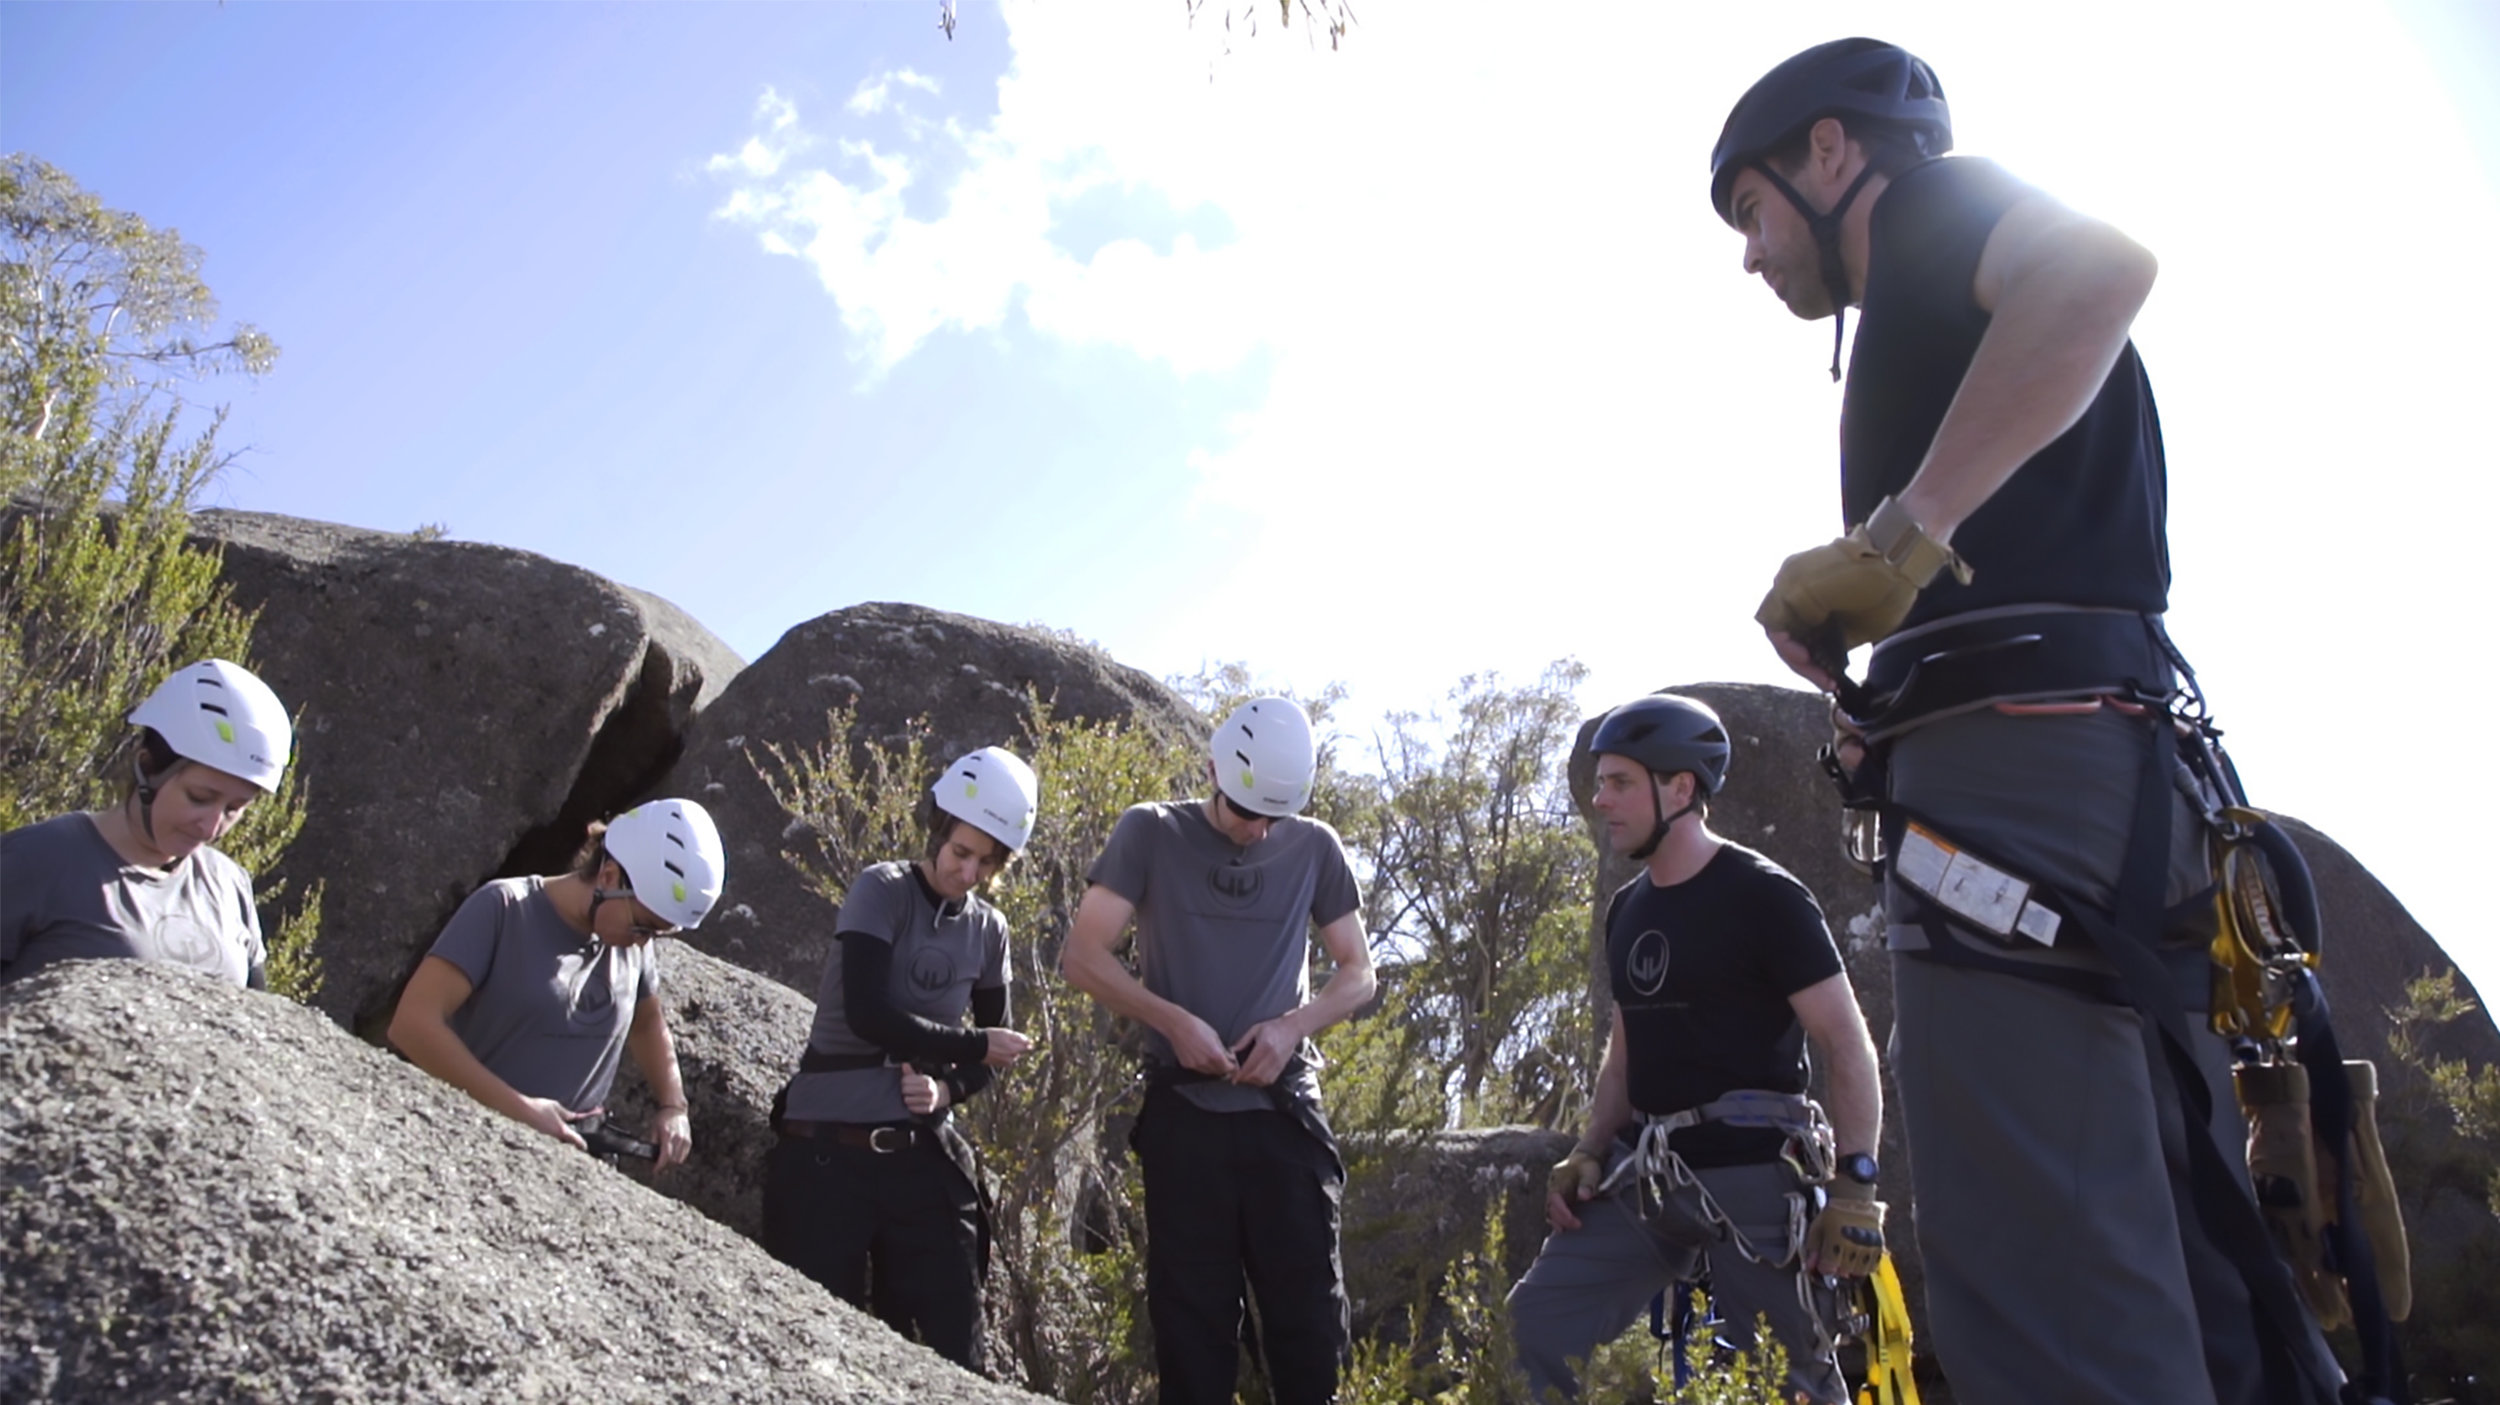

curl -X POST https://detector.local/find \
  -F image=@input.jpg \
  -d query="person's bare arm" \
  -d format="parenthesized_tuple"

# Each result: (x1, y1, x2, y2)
(1789, 970, 1882, 1168)
(1232, 908, 1377, 1086)
(625, 992, 690, 1169)
(388, 955, 587, 1150)
(1895, 194, 2158, 541)
(1059, 883, 1234, 1076)
(1550, 1006, 1634, 1231)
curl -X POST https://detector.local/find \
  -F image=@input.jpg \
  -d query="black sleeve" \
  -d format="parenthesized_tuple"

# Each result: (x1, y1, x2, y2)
(944, 985, 1011, 1104)
(971, 984, 1008, 1028)
(839, 933, 988, 1065)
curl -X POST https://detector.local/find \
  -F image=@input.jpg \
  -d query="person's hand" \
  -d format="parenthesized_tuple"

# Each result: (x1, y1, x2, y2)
(1804, 1180, 1887, 1277)
(900, 1066, 952, 1116)
(1164, 1012, 1238, 1078)
(1229, 1018, 1300, 1087)
(1546, 1146, 1606, 1231)
(1827, 696, 1868, 774)
(1757, 496, 1971, 680)
(982, 1027, 1035, 1068)
(1767, 630, 1840, 693)
(518, 1097, 589, 1150)
(648, 1104, 691, 1170)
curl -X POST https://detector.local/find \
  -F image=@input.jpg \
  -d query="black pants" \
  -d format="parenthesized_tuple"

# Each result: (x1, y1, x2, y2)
(759, 1131, 986, 1369)
(1132, 1087, 1348, 1405)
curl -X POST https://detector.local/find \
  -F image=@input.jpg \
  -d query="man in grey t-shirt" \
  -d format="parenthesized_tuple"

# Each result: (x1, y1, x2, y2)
(1063, 697, 1375, 1405)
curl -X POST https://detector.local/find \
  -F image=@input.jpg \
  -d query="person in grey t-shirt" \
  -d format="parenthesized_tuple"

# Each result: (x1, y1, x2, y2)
(389, 799, 725, 1166)
(1063, 696, 1375, 1405)
(761, 747, 1041, 1372)
(3, 659, 294, 991)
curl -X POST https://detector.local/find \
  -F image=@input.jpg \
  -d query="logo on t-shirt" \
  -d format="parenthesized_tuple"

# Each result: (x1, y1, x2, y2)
(907, 945, 960, 997)
(1626, 928, 1670, 998)
(1206, 861, 1264, 909)
(153, 914, 223, 972)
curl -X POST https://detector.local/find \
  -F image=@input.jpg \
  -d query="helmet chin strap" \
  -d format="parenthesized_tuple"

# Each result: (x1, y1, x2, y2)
(128, 754, 178, 847)
(1750, 158, 1880, 381)
(1627, 773, 1702, 863)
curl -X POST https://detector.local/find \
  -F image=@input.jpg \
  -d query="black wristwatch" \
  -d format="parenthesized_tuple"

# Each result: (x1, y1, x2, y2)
(1839, 1152, 1880, 1186)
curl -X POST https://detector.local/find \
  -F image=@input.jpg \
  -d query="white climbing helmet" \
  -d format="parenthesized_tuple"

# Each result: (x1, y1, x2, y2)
(932, 746, 1041, 853)
(127, 658, 293, 793)
(604, 798, 727, 930)
(1210, 696, 1315, 819)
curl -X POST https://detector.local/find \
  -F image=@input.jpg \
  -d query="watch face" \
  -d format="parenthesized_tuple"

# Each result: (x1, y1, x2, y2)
(1842, 1153, 1880, 1184)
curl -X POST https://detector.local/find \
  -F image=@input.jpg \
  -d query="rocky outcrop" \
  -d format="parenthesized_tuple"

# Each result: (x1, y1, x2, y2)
(1568, 681, 2500, 1386)
(191, 510, 741, 1033)
(1341, 1126, 1568, 1336)
(0, 959, 1044, 1405)
(661, 602, 1200, 995)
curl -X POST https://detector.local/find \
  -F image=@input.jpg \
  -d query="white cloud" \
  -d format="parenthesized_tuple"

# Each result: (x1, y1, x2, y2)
(847, 67, 945, 117)
(705, 87, 802, 177)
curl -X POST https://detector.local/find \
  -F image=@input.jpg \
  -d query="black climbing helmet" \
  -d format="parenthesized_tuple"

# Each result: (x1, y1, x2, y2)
(1590, 694, 1731, 796)
(1709, 38, 1952, 225)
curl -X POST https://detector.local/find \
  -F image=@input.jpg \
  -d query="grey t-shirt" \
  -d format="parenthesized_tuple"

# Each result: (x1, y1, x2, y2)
(425, 876, 656, 1112)
(1088, 801, 1361, 1113)
(784, 861, 1010, 1125)
(1, 813, 264, 988)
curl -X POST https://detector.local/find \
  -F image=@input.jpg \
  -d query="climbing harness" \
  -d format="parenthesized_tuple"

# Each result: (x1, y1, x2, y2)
(1818, 608, 2410, 1404)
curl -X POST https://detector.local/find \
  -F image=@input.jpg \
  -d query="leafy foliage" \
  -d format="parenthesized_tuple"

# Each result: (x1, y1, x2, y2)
(1, 153, 319, 1001)
(1344, 662, 1599, 1130)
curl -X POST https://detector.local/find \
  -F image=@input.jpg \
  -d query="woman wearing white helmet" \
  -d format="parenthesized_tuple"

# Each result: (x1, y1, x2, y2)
(761, 746, 1041, 1371)
(3, 659, 293, 989)
(388, 798, 725, 1169)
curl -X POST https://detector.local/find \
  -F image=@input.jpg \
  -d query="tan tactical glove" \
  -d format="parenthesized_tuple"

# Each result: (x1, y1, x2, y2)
(1548, 1146, 1606, 1204)
(1756, 496, 1973, 675)
(1805, 1179, 1887, 1278)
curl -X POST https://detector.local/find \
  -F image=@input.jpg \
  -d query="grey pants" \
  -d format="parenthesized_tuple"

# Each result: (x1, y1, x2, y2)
(1507, 1157, 1846, 1404)
(1886, 707, 2327, 1405)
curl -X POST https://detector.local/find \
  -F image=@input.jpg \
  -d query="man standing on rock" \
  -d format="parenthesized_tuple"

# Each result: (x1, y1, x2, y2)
(1507, 693, 1881, 1405)
(1711, 38, 2346, 1404)
(1062, 695, 1375, 1405)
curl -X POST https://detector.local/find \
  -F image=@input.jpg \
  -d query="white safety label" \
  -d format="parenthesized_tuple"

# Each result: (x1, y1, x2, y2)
(1897, 824, 2061, 945)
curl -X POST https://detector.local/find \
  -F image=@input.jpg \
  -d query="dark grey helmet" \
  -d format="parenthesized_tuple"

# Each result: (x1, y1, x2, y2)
(1590, 694, 1731, 795)
(1709, 37, 1952, 225)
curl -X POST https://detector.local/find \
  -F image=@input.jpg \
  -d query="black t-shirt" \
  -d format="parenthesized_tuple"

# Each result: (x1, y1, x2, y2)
(1607, 843, 1844, 1167)
(1842, 157, 2171, 630)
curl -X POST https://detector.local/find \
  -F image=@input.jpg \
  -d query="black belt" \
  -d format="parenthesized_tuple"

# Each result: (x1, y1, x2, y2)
(779, 1119, 929, 1152)
(796, 1049, 893, 1074)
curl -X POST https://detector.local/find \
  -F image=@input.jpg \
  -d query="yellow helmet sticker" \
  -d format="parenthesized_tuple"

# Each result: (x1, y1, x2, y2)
(673, 881, 687, 904)
(216, 720, 235, 743)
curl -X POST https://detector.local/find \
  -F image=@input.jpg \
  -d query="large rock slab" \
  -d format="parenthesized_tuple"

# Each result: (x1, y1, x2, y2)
(1572, 681, 2500, 1387)
(663, 602, 1199, 995)
(191, 509, 742, 1033)
(0, 959, 1046, 1404)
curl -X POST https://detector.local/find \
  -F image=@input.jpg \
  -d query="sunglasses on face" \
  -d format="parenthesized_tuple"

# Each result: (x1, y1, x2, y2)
(1220, 792, 1280, 827)
(594, 886, 681, 940)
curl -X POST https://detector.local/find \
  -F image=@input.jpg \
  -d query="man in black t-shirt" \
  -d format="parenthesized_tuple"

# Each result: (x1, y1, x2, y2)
(1507, 695, 1881, 1405)
(1708, 38, 2348, 1405)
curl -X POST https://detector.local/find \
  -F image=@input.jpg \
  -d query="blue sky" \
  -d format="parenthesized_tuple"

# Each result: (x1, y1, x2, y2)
(7, 1, 2498, 1004)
